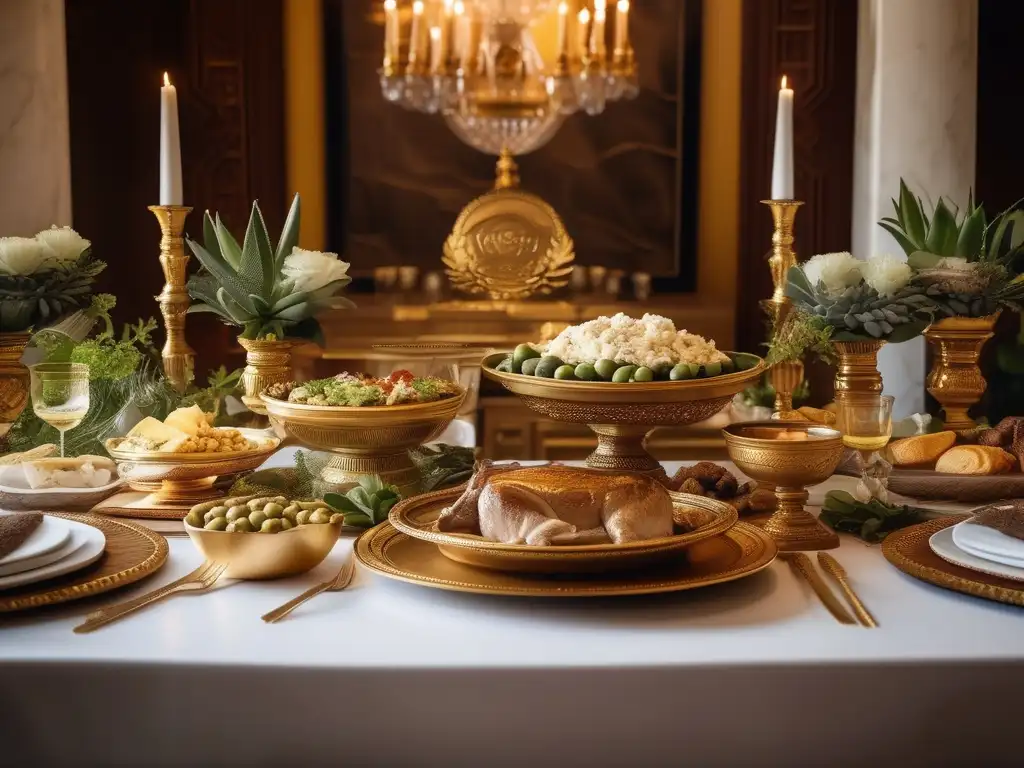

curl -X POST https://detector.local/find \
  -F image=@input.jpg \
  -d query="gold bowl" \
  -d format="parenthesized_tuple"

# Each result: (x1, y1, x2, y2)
(184, 519, 342, 579)
(105, 429, 280, 505)
(482, 352, 766, 478)
(261, 390, 467, 494)
(723, 420, 844, 551)
(388, 484, 738, 574)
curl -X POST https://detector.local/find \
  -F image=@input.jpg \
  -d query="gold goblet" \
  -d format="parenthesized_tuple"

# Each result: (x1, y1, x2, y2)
(836, 394, 894, 503)
(724, 421, 844, 551)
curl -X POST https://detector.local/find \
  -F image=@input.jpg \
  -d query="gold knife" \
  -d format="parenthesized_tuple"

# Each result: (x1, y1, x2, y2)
(817, 552, 878, 628)
(782, 553, 857, 625)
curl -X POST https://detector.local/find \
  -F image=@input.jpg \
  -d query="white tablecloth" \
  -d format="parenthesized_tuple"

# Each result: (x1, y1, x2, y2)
(1, 457, 1023, 767)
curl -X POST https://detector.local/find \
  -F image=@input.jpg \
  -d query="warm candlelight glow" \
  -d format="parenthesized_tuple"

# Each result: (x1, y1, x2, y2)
(781, 75, 788, 89)
(430, 25, 441, 41)
(595, 5, 606, 22)
(578, 7, 590, 23)
(617, 0, 629, 11)
(384, 0, 396, 9)
(444, 0, 453, 12)
(454, 0, 465, 15)
(558, 1, 568, 14)
(413, 0, 424, 14)
(163, 72, 170, 87)
(595, 0, 606, 10)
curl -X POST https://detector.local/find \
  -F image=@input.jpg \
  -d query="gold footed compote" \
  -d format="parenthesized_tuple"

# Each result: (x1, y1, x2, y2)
(836, 394, 894, 503)
(724, 421, 844, 551)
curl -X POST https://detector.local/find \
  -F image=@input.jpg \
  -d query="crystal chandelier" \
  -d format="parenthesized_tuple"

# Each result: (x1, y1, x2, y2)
(379, 0, 638, 155)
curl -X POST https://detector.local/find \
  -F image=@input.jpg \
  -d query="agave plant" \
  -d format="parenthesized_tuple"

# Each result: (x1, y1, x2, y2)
(878, 179, 1024, 316)
(186, 195, 354, 341)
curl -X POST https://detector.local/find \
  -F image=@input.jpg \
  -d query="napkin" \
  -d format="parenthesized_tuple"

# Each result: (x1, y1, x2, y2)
(953, 503, 1024, 570)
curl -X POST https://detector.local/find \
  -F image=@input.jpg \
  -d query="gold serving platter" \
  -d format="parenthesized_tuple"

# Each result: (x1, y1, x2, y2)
(882, 515, 1024, 607)
(261, 390, 466, 493)
(388, 484, 739, 574)
(355, 520, 776, 597)
(481, 352, 765, 477)
(104, 429, 280, 506)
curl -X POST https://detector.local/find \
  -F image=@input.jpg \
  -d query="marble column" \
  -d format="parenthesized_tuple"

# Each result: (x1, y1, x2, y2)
(0, 0, 72, 236)
(851, 0, 978, 420)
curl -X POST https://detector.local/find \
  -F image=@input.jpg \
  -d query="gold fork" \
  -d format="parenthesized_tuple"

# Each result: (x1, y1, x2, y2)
(261, 555, 356, 623)
(74, 560, 228, 634)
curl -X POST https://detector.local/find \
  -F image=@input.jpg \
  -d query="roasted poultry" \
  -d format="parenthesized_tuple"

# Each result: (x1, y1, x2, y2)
(436, 462, 675, 546)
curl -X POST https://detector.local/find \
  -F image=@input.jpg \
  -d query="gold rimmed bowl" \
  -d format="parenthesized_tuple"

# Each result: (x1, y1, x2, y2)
(184, 519, 342, 579)
(105, 429, 280, 505)
(261, 390, 467, 494)
(388, 484, 739, 574)
(723, 420, 844, 551)
(482, 352, 766, 478)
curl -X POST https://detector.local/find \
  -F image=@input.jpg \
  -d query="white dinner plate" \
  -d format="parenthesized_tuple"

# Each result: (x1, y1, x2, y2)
(0, 529, 86, 577)
(929, 526, 1024, 584)
(952, 519, 1024, 569)
(0, 520, 106, 591)
(0, 513, 71, 567)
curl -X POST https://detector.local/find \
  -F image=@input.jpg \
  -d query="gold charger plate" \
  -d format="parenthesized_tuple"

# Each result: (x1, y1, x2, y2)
(0, 513, 168, 612)
(882, 515, 1024, 607)
(388, 485, 739, 574)
(354, 521, 776, 597)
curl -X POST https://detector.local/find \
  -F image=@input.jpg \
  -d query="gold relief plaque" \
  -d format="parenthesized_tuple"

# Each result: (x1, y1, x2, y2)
(443, 153, 574, 300)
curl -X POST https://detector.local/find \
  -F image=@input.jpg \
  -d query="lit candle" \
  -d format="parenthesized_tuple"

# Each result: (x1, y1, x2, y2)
(557, 2, 569, 58)
(442, 0, 455, 68)
(159, 72, 182, 206)
(771, 75, 795, 199)
(453, 0, 467, 65)
(409, 1, 426, 71)
(383, 0, 399, 65)
(577, 8, 591, 60)
(614, 0, 629, 52)
(429, 25, 442, 73)
(590, 0, 607, 60)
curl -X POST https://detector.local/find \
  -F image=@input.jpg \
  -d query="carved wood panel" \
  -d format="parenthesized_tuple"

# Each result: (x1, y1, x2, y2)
(737, 0, 858, 403)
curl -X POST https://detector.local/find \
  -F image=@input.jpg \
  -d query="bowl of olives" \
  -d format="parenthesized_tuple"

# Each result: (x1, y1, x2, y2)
(183, 494, 343, 579)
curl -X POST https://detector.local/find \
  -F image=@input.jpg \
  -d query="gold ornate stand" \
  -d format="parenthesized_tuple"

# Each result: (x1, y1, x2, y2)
(832, 339, 885, 405)
(149, 205, 195, 393)
(0, 332, 31, 439)
(761, 200, 804, 419)
(764, 486, 840, 551)
(238, 337, 295, 416)
(925, 312, 1000, 431)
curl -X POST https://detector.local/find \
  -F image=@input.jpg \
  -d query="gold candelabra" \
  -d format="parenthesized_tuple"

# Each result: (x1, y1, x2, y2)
(761, 199, 804, 419)
(149, 205, 195, 393)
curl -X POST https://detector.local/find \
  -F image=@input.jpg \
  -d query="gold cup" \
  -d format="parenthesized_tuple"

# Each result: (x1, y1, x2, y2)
(724, 421, 844, 551)
(925, 312, 1000, 432)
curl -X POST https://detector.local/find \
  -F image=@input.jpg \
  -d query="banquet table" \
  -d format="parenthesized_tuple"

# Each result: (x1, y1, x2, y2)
(1, 455, 1023, 767)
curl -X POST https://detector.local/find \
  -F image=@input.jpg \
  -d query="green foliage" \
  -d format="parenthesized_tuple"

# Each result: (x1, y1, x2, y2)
(765, 310, 835, 366)
(324, 476, 402, 528)
(818, 490, 939, 543)
(186, 195, 354, 342)
(880, 179, 987, 261)
(740, 378, 810, 410)
(178, 366, 243, 424)
(0, 251, 106, 332)
(412, 444, 476, 492)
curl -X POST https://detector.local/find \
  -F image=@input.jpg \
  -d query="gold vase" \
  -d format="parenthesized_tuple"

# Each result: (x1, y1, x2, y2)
(238, 338, 294, 416)
(925, 311, 1000, 432)
(0, 332, 31, 439)
(769, 359, 804, 419)
(832, 340, 885, 405)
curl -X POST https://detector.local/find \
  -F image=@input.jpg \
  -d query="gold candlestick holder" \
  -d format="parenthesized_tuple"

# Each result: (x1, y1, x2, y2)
(149, 205, 195, 393)
(761, 199, 804, 419)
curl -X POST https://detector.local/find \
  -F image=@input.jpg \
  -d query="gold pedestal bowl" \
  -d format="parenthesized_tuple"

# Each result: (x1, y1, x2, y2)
(106, 430, 280, 506)
(723, 421, 844, 551)
(482, 353, 765, 479)
(261, 390, 467, 494)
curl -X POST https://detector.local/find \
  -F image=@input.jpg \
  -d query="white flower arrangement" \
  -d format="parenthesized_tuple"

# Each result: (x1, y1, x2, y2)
(0, 227, 91, 276)
(282, 247, 351, 293)
(800, 252, 862, 297)
(860, 253, 913, 297)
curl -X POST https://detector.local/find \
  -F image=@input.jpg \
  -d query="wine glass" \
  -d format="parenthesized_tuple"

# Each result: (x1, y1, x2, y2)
(837, 394, 894, 502)
(30, 363, 90, 457)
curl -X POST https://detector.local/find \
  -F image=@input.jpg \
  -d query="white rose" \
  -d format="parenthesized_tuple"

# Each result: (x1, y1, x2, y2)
(936, 256, 975, 272)
(862, 253, 912, 297)
(802, 251, 862, 296)
(281, 247, 351, 293)
(0, 236, 49, 276)
(35, 226, 90, 265)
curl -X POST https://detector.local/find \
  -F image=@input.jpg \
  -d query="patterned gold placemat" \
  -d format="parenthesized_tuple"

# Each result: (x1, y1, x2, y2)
(882, 515, 1024, 607)
(0, 513, 168, 612)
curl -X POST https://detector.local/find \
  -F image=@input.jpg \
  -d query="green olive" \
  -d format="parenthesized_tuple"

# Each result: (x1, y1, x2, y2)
(279, 518, 295, 531)
(227, 517, 255, 533)
(249, 509, 268, 529)
(260, 518, 284, 534)
(574, 363, 597, 381)
(225, 505, 249, 522)
(720, 357, 736, 374)
(282, 505, 299, 524)
(612, 365, 637, 383)
(520, 357, 541, 376)
(309, 509, 332, 525)
(702, 361, 722, 378)
(533, 356, 564, 378)
(296, 509, 312, 526)
(553, 364, 576, 380)
(204, 509, 221, 524)
(263, 502, 284, 518)
(204, 516, 228, 531)
(494, 357, 512, 373)
(185, 509, 204, 528)
(594, 359, 618, 381)
(632, 366, 654, 382)
(512, 343, 541, 373)
(329, 513, 345, 525)
(669, 363, 692, 381)
(687, 363, 701, 378)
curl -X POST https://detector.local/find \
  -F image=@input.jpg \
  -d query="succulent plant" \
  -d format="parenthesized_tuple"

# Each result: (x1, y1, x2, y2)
(186, 195, 354, 341)
(879, 179, 986, 262)
(785, 265, 934, 341)
(0, 256, 105, 332)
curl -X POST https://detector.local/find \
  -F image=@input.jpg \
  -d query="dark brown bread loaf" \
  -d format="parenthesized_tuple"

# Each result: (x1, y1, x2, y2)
(0, 513, 44, 560)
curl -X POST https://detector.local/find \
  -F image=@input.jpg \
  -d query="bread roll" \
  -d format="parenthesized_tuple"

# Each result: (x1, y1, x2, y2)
(797, 406, 836, 426)
(887, 431, 956, 467)
(935, 445, 1016, 475)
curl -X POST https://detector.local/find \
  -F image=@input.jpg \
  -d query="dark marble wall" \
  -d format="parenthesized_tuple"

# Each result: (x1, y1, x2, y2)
(324, 0, 695, 285)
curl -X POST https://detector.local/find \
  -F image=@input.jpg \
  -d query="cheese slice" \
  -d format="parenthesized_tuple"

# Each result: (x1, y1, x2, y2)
(126, 417, 189, 447)
(163, 405, 211, 437)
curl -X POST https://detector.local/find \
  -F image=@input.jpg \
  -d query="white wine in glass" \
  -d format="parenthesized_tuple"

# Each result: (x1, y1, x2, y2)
(837, 394, 894, 501)
(30, 363, 90, 458)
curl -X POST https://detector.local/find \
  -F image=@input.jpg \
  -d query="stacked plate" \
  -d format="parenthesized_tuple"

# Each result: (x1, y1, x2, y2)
(929, 507, 1024, 583)
(0, 513, 107, 591)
